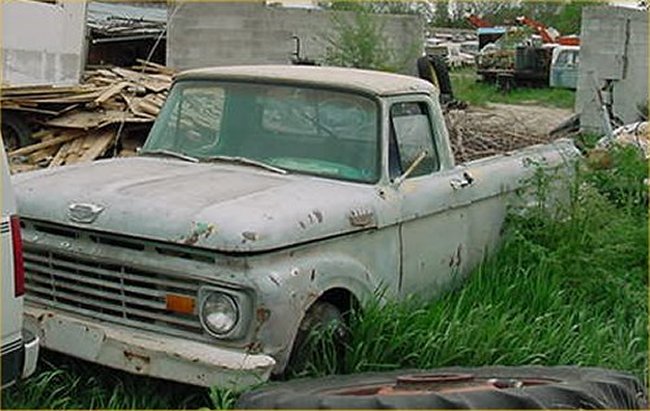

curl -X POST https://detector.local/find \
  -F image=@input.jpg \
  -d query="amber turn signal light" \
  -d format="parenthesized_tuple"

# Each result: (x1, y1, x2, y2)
(166, 294, 196, 314)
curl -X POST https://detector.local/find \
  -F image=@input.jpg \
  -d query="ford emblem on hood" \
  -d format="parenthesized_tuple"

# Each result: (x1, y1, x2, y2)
(68, 203, 104, 223)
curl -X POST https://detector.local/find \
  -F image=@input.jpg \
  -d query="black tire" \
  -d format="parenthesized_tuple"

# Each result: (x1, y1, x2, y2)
(417, 56, 439, 88)
(1, 110, 33, 151)
(429, 55, 454, 99)
(236, 366, 648, 409)
(417, 56, 454, 105)
(283, 301, 347, 378)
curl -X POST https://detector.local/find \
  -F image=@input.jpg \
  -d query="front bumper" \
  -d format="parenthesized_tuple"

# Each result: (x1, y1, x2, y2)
(1, 329, 39, 388)
(24, 305, 275, 388)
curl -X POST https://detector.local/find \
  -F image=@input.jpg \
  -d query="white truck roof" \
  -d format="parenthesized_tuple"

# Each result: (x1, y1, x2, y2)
(176, 65, 437, 97)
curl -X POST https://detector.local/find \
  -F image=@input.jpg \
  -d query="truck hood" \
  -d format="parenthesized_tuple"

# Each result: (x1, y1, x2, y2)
(12, 157, 379, 252)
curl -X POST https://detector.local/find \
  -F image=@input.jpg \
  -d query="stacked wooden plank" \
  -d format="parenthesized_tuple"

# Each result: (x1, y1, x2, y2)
(2, 60, 175, 174)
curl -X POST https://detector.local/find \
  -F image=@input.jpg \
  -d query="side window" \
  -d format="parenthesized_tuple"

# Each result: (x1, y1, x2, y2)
(389, 101, 439, 179)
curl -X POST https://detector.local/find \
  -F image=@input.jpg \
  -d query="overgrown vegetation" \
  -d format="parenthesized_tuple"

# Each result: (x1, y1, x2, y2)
(320, 0, 599, 35)
(3, 145, 646, 409)
(451, 68, 576, 109)
(324, 7, 416, 72)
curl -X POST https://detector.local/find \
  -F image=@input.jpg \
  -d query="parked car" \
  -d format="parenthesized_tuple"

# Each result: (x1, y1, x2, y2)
(13, 66, 578, 389)
(1, 138, 39, 388)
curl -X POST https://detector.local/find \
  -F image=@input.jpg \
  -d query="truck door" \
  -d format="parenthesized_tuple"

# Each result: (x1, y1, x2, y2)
(388, 99, 474, 299)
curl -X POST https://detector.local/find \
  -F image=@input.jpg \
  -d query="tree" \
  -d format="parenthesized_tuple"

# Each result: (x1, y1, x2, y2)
(320, 0, 434, 20)
(432, 0, 449, 27)
(324, 9, 399, 72)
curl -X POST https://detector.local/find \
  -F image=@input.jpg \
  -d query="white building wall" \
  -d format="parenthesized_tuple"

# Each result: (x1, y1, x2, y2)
(1, 0, 88, 86)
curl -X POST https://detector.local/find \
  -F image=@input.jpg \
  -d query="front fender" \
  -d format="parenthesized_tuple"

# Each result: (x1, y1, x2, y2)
(248, 242, 388, 373)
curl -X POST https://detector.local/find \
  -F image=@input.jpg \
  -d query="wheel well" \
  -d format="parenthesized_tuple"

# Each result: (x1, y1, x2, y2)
(318, 288, 359, 316)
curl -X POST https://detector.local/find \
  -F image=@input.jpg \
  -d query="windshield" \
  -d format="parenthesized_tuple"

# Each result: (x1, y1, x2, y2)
(142, 80, 380, 183)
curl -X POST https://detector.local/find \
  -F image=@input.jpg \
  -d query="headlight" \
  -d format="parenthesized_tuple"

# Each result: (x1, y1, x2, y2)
(200, 292, 239, 336)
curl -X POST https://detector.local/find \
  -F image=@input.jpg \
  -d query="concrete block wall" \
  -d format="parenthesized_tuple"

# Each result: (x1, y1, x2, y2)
(167, 2, 423, 75)
(1, 0, 87, 86)
(575, 6, 648, 133)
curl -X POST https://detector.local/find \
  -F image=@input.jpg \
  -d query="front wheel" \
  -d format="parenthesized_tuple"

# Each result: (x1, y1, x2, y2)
(284, 301, 347, 378)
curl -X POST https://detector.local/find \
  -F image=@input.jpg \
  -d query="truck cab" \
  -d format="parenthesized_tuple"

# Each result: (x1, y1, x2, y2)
(550, 45, 580, 89)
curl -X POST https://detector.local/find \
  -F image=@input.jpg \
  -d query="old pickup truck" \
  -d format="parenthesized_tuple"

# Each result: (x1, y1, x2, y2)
(12, 66, 578, 388)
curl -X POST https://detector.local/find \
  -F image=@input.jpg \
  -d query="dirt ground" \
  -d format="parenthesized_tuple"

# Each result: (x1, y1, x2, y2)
(460, 103, 573, 136)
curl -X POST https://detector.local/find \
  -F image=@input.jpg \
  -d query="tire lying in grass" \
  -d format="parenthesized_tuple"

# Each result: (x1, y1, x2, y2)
(236, 366, 648, 409)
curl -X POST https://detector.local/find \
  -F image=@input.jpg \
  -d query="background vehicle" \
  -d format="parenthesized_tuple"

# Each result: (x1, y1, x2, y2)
(549, 45, 580, 89)
(1, 137, 39, 388)
(472, 15, 580, 89)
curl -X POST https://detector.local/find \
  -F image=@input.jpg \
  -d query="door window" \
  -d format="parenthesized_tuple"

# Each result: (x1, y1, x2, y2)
(389, 101, 439, 180)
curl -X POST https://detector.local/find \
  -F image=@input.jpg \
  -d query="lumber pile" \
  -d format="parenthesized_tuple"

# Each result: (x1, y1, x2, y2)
(445, 105, 557, 163)
(3, 60, 175, 174)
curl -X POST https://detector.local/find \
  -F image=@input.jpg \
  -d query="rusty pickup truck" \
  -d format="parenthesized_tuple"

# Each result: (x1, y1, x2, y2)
(12, 66, 578, 388)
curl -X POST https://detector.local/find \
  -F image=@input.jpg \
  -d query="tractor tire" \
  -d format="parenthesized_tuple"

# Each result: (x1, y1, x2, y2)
(417, 56, 439, 88)
(236, 366, 647, 409)
(429, 55, 454, 99)
(1, 111, 33, 151)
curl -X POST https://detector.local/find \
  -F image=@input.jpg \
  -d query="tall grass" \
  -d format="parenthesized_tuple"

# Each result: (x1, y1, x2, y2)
(450, 68, 576, 109)
(2, 146, 646, 408)
(2, 351, 213, 409)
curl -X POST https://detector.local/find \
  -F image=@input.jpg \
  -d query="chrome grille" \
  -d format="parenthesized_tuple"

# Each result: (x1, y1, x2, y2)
(0, 220, 10, 235)
(24, 247, 205, 338)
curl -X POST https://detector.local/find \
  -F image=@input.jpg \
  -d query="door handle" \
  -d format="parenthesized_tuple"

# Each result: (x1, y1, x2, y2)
(450, 171, 475, 190)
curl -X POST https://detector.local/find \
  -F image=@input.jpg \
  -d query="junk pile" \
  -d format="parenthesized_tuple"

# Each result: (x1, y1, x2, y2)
(445, 103, 564, 163)
(2, 60, 175, 174)
(597, 121, 648, 158)
(587, 121, 649, 170)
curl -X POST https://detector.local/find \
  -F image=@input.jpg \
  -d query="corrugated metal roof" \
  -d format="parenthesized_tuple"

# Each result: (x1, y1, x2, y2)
(88, 1, 167, 23)
(87, 1, 167, 37)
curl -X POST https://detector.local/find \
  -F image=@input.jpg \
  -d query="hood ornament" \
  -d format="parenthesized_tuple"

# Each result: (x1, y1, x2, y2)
(68, 203, 104, 224)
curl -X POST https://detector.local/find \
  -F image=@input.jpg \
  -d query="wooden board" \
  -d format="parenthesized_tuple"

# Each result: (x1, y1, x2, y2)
(28, 145, 60, 164)
(49, 141, 74, 167)
(91, 81, 132, 107)
(111, 67, 171, 93)
(75, 129, 116, 163)
(8, 131, 83, 157)
(58, 136, 85, 165)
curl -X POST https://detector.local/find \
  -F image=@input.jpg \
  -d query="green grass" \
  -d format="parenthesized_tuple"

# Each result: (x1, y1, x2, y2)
(2, 147, 646, 409)
(2, 351, 215, 409)
(450, 67, 576, 109)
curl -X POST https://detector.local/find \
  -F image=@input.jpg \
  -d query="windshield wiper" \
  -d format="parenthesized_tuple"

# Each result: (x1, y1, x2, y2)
(200, 155, 287, 175)
(139, 149, 199, 163)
